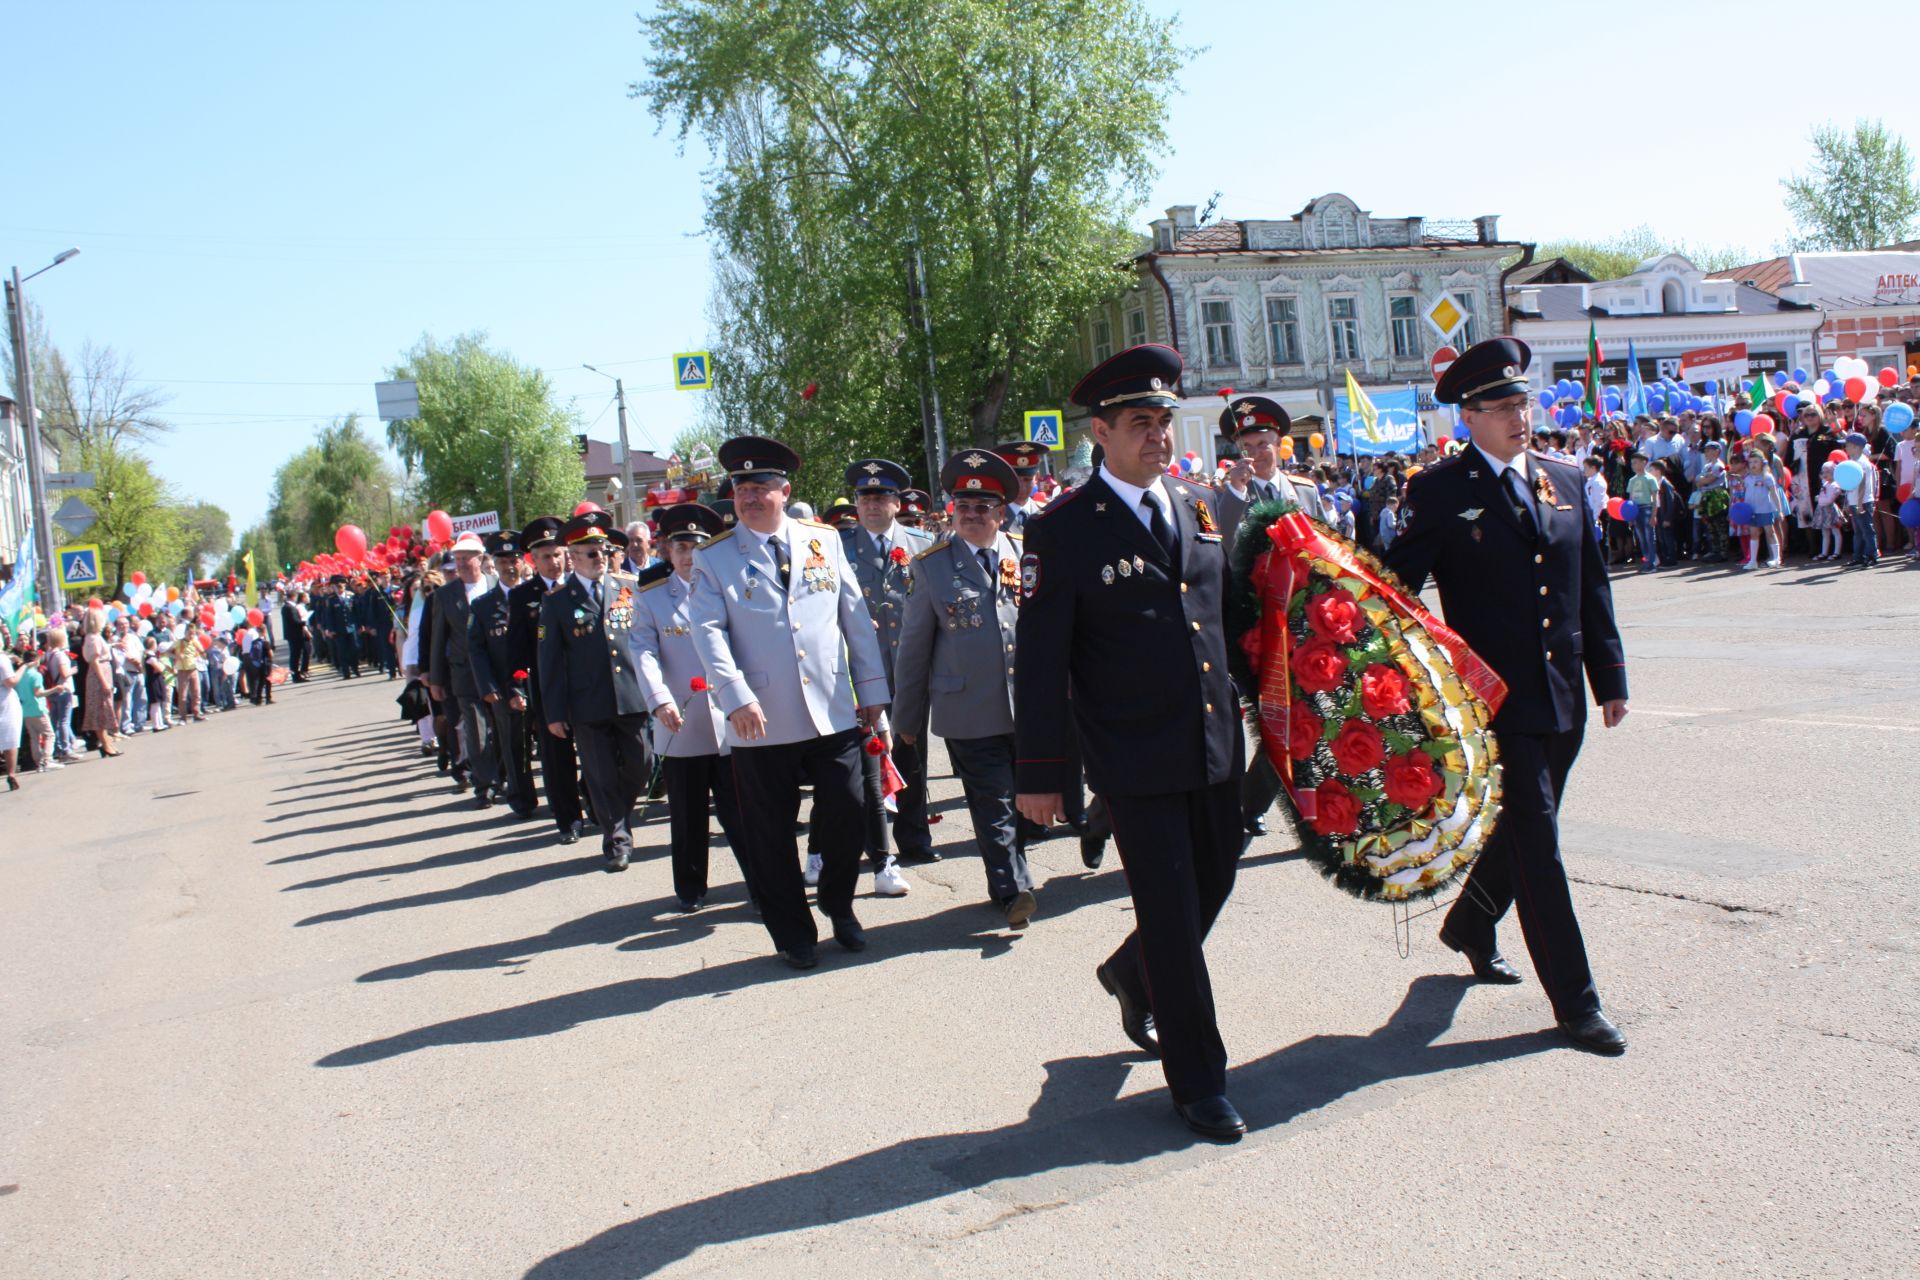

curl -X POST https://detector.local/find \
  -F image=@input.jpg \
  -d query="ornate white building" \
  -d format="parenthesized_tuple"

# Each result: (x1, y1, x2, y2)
(1070, 194, 1526, 463)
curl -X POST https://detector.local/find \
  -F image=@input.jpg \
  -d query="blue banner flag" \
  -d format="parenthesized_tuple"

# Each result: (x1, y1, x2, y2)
(1333, 386, 1422, 455)
(1623, 339, 1648, 419)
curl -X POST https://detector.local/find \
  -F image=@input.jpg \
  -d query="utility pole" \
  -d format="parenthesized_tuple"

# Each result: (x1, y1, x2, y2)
(6, 265, 62, 616)
(907, 239, 947, 478)
(504, 435, 516, 530)
(614, 378, 635, 528)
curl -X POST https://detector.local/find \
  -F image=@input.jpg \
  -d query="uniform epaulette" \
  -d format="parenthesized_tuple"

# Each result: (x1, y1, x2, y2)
(1005, 531, 1023, 542)
(607, 570, 637, 584)
(1031, 485, 1087, 520)
(638, 577, 670, 593)
(695, 530, 736, 549)
(796, 518, 835, 530)
(914, 540, 952, 561)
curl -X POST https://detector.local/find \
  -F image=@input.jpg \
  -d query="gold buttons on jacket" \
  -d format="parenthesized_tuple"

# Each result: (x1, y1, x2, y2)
(797, 649, 807, 658)
(802, 675, 811, 685)
(1545, 649, 1554, 661)
(1205, 703, 1214, 714)
(1534, 553, 1544, 564)
(1191, 622, 1201, 632)
(1538, 585, 1548, 596)
(1202, 662, 1212, 672)
(1541, 617, 1551, 629)
(1180, 583, 1188, 593)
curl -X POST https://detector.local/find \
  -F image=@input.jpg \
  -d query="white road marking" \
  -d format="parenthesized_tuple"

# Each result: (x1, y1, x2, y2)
(1763, 718, 1920, 734)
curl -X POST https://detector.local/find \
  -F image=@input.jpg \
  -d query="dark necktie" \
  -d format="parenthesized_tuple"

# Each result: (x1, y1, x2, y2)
(876, 533, 890, 562)
(1505, 469, 1538, 541)
(1142, 492, 1177, 561)
(769, 535, 791, 586)
(978, 547, 996, 589)
(590, 579, 601, 607)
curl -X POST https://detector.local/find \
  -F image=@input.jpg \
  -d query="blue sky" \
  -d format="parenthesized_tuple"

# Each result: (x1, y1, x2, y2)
(10, 0, 1909, 534)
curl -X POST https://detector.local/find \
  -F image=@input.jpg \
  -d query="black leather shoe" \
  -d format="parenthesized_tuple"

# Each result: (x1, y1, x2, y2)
(1019, 818, 1053, 843)
(603, 848, 629, 873)
(475, 789, 494, 810)
(1558, 1011, 1628, 1055)
(1080, 832, 1106, 870)
(831, 916, 867, 952)
(1095, 961, 1159, 1057)
(783, 944, 819, 970)
(1438, 926, 1523, 984)
(1243, 814, 1268, 836)
(556, 822, 580, 846)
(677, 896, 704, 913)
(1067, 814, 1091, 836)
(897, 846, 942, 864)
(1174, 1095, 1247, 1143)
(452, 773, 469, 793)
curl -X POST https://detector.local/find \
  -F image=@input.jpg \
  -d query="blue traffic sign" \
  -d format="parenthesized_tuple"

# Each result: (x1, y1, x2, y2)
(58, 543, 104, 589)
(1024, 409, 1064, 452)
(673, 351, 712, 391)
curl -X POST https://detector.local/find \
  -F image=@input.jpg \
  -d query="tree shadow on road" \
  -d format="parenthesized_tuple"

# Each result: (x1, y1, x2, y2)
(518, 974, 1555, 1279)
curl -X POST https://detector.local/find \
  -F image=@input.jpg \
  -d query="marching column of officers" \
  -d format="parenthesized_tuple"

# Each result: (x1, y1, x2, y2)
(409, 337, 1630, 1144)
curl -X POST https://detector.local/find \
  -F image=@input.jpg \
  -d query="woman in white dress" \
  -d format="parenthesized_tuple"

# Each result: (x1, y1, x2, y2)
(0, 645, 23, 792)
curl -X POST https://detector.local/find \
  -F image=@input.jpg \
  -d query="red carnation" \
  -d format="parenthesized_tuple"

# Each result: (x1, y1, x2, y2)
(1287, 701, 1322, 760)
(864, 734, 888, 756)
(1305, 586, 1363, 645)
(1309, 780, 1362, 836)
(689, 676, 709, 692)
(1359, 663, 1411, 719)
(1293, 638, 1350, 696)
(511, 669, 529, 682)
(1329, 719, 1385, 777)
(889, 547, 909, 565)
(1383, 752, 1443, 811)
(1218, 387, 1235, 399)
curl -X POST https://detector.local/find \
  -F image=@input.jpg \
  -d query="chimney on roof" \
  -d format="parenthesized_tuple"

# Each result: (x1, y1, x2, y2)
(1167, 205, 1198, 230)
(1474, 215, 1499, 243)
(1512, 287, 1543, 316)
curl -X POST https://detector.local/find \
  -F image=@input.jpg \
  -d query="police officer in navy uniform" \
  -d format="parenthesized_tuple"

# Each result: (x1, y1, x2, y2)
(468, 530, 535, 818)
(537, 511, 654, 871)
(687, 436, 891, 970)
(1015, 344, 1250, 1142)
(842, 457, 936, 882)
(509, 517, 589, 843)
(893, 448, 1035, 928)
(1385, 336, 1631, 1056)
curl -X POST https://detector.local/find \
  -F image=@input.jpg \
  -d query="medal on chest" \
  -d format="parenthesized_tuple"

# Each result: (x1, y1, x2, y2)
(802, 539, 838, 593)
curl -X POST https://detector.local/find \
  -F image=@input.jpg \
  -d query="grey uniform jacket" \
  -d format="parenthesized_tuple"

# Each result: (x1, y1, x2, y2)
(689, 518, 890, 749)
(631, 571, 727, 758)
(430, 576, 494, 700)
(840, 521, 935, 685)
(891, 532, 1022, 742)
(1214, 473, 1326, 546)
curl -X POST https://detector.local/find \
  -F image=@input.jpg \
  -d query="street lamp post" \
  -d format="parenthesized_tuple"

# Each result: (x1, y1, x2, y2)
(582, 365, 636, 528)
(5, 248, 80, 618)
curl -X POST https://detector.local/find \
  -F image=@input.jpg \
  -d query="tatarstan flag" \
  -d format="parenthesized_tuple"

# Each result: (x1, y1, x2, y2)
(1583, 319, 1604, 419)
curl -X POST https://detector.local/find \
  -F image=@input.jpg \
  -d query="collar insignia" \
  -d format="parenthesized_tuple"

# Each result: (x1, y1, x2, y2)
(1459, 508, 1484, 521)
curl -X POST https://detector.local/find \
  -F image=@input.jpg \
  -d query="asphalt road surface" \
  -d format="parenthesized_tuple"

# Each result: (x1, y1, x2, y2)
(5, 558, 1917, 1278)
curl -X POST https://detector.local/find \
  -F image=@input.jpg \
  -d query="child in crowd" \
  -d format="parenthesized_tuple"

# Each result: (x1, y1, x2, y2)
(1741, 450, 1786, 569)
(1582, 456, 1608, 542)
(1813, 461, 1845, 561)
(1651, 459, 1681, 567)
(144, 638, 171, 732)
(1625, 452, 1658, 568)
(15, 646, 55, 771)
(1694, 441, 1730, 562)
(172, 626, 204, 722)
(1376, 496, 1401, 551)
(1841, 431, 1880, 567)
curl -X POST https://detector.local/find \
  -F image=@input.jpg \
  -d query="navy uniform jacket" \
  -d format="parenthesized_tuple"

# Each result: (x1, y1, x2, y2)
(1014, 471, 1239, 797)
(1385, 448, 1627, 736)
(506, 576, 558, 712)
(537, 571, 651, 726)
(466, 582, 518, 700)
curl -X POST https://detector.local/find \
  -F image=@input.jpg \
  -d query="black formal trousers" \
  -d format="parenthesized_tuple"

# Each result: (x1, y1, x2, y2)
(663, 753, 753, 904)
(288, 632, 310, 677)
(1441, 726, 1599, 1021)
(888, 710, 933, 857)
(944, 733, 1032, 904)
(531, 695, 587, 832)
(1103, 775, 1244, 1105)
(480, 696, 531, 812)
(731, 727, 864, 952)
(572, 714, 650, 857)
(456, 694, 501, 792)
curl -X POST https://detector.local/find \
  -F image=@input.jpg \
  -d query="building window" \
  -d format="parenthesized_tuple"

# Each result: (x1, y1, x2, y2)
(1327, 296, 1360, 363)
(1265, 296, 1301, 365)
(1452, 292, 1477, 347)
(1389, 295, 1420, 359)
(1126, 306, 1147, 348)
(1202, 299, 1237, 367)
(1092, 317, 1114, 365)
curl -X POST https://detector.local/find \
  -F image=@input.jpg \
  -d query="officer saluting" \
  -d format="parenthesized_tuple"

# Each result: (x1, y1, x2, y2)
(1015, 344, 1249, 1142)
(633, 503, 753, 913)
(537, 511, 654, 871)
(508, 517, 590, 844)
(688, 436, 891, 970)
(892, 448, 1035, 928)
(1385, 337, 1631, 1056)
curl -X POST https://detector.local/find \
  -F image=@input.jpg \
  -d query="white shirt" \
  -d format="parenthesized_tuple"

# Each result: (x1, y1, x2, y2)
(1099, 462, 1174, 533)
(1471, 441, 1531, 486)
(1583, 474, 1608, 522)
(1897, 439, 1917, 488)
(864, 522, 909, 557)
(464, 576, 491, 604)
(571, 571, 606, 599)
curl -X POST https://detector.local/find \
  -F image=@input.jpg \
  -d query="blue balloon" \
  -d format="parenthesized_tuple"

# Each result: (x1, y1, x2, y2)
(1649, 397, 1666, 414)
(1792, 367, 1808, 383)
(1834, 460, 1864, 490)
(1901, 498, 1920, 529)
(1618, 500, 1641, 521)
(1884, 402, 1915, 431)
(1704, 379, 1719, 394)
(1782, 395, 1800, 418)
(1730, 501, 1754, 525)
(1734, 410, 1754, 431)
(1772, 371, 1788, 387)
(121, 582, 135, 598)
(1539, 390, 1557, 409)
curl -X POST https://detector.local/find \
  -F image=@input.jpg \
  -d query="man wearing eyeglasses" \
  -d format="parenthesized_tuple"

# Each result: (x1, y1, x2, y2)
(537, 511, 654, 872)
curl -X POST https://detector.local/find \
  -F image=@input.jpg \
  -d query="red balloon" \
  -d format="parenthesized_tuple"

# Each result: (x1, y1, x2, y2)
(425, 510, 454, 542)
(572, 501, 601, 516)
(137, 601, 154, 618)
(335, 524, 368, 558)
(1878, 367, 1899, 388)
(246, 608, 264, 627)
(87, 596, 103, 608)
(1828, 449, 1848, 464)
(1844, 377, 1868, 401)
(1900, 483, 1914, 503)
(130, 570, 147, 586)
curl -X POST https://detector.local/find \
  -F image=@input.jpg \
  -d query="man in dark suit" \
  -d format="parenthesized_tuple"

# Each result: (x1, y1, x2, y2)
(281, 593, 310, 681)
(1015, 344, 1249, 1143)
(468, 530, 534, 818)
(538, 511, 653, 871)
(1385, 336, 1631, 1057)
(430, 533, 499, 803)
(508, 517, 589, 844)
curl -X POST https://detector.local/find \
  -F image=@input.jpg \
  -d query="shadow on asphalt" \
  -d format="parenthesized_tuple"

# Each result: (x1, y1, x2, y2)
(517, 975, 1557, 1279)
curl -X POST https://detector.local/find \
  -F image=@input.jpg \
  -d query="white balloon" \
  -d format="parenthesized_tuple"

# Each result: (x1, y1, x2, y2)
(1812, 378, 1831, 396)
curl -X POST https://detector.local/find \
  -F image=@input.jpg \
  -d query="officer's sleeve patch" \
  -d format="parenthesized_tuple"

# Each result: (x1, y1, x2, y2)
(1020, 552, 1040, 600)
(537, 624, 546, 641)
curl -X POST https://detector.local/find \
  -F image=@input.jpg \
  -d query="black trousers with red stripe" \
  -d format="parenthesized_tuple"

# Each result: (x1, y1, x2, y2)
(1102, 773, 1245, 1105)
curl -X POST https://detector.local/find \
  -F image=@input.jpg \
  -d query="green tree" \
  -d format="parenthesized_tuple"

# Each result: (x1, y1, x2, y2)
(638, 0, 1185, 489)
(176, 501, 233, 580)
(66, 439, 185, 594)
(385, 333, 584, 525)
(1535, 225, 1756, 282)
(266, 414, 401, 563)
(1782, 119, 1920, 251)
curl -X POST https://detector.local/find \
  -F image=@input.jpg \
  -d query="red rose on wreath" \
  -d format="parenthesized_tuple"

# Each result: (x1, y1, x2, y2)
(1309, 779, 1362, 836)
(1305, 586, 1363, 644)
(1359, 662, 1411, 718)
(1287, 701, 1322, 760)
(1329, 719, 1385, 776)
(1293, 638, 1350, 695)
(1383, 752, 1442, 810)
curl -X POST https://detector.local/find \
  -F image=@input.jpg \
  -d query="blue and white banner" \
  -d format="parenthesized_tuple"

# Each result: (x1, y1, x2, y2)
(1332, 386, 1423, 456)
(0, 519, 37, 625)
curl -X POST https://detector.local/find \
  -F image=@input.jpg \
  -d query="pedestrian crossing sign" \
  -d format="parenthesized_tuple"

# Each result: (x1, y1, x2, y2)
(1024, 409, 1065, 452)
(673, 351, 712, 391)
(57, 543, 104, 589)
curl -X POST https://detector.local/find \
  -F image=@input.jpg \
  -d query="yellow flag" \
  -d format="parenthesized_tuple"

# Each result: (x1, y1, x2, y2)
(1345, 369, 1380, 442)
(243, 550, 256, 604)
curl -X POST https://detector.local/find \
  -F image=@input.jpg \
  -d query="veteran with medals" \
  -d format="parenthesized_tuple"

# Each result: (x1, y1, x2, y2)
(687, 437, 891, 970)
(537, 511, 654, 872)
(1385, 337, 1631, 1056)
(1015, 344, 1249, 1142)
(508, 517, 591, 844)
(892, 448, 1035, 928)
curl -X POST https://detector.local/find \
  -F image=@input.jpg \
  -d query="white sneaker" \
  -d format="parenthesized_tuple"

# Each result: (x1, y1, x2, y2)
(873, 862, 911, 896)
(803, 854, 823, 887)
(42, 761, 63, 770)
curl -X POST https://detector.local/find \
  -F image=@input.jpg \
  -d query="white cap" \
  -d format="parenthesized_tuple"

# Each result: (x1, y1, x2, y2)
(450, 532, 486, 554)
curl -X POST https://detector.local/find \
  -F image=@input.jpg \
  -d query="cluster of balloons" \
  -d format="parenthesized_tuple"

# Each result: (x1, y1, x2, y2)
(1604, 497, 1641, 523)
(305, 520, 443, 585)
